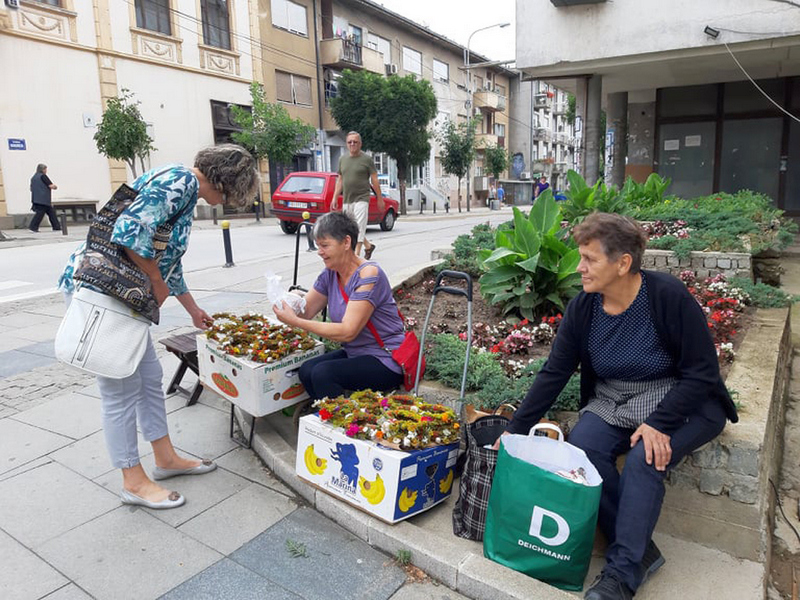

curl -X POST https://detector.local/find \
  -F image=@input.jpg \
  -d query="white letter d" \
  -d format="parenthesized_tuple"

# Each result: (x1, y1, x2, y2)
(529, 506, 570, 546)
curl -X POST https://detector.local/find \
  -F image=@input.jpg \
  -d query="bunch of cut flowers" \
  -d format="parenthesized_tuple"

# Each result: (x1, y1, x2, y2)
(205, 312, 317, 363)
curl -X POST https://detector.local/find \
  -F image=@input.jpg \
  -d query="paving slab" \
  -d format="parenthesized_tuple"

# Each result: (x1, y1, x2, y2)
(41, 584, 94, 599)
(158, 558, 303, 600)
(388, 581, 473, 600)
(52, 430, 148, 480)
(38, 508, 222, 600)
(0, 348, 57, 377)
(10, 321, 62, 343)
(12, 390, 102, 440)
(0, 418, 73, 475)
(15, 339, 57, 358)
(229, 507, 406, 600)
(178, 482, 299, 555)
(0, 528, 68, 600)
(165, 403, 240, 459)
(215, 446, 295, 496)
(0, 461, 119, 548)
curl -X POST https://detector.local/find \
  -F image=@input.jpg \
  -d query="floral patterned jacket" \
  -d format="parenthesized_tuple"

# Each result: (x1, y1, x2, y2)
(59, 165, 198, 296)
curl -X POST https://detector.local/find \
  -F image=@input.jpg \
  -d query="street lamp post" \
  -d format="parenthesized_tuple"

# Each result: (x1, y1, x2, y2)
(464, 22, 510, 212)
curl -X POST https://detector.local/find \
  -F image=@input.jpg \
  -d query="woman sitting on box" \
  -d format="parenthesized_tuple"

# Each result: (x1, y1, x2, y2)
(494, 212, 738, 600)
(58, 145, 260, 510)
(273, 211, 404, 399)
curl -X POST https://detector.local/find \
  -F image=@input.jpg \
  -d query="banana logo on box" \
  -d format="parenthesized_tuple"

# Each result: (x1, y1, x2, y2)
(303, 444, 328, 475)
(358, 473, 386, 505)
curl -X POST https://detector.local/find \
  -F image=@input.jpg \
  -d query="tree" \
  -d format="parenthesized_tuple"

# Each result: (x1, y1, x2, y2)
(94, 88, 155, 178)
(438, 117, 478, 213)
(229, 82, 316, 167)
(330, 70, 437, 216)
(483, 144, 509, 181)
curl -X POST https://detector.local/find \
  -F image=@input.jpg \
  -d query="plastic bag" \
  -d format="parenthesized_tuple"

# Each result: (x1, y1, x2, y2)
(265, 271, 306, 314)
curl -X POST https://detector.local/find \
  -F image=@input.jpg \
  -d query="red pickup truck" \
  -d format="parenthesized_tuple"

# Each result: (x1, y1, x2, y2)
(270, 171, 399, 234)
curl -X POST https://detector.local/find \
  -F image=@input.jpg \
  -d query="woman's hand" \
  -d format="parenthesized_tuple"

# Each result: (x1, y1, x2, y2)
(190, 308, 213, 330)
(630, 423, 672, 471)
(273, 301, 299, 326)
(491, 431, 511, 451)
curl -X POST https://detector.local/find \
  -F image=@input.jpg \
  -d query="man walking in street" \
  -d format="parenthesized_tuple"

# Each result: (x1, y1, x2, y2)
(29, 163, 61, 233)
(332, 131, 382, 259)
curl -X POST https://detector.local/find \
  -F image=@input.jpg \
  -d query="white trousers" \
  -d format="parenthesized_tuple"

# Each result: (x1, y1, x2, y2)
(96, 336, 169, 469)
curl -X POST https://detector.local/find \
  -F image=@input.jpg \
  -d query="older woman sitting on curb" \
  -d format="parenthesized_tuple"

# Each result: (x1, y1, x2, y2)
(495, 212, 738, 600)
(272, 211, 404, 399)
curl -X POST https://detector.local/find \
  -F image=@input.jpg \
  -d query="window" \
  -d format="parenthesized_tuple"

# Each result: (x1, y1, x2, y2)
(210, 100, 246, 144)
(494, 123, 506, 137)
(495, 83, 506, 97)
(276, 71, 312, 106)
(474, 75, 483, 91)
(135, 0, 171, 35)
(201, 0, 231, 50)
(373, 153, 387, 174)
(433, 59, 449, 83)
(271, 0, 307, 36)
(349, 25, 362, 46)
(367, 33, 391, 65)
(32, 0, 60, 5)
(402, 46, 422, 76)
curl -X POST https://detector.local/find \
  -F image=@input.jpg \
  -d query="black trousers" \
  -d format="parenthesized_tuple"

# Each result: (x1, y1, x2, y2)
(30, 205, 61, 231)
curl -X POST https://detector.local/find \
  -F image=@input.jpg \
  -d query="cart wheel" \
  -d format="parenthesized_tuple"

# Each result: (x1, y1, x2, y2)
(292, 399, 315, 428)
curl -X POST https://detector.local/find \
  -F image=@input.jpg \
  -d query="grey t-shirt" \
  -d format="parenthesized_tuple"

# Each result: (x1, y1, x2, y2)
(338, 152, 376, 205)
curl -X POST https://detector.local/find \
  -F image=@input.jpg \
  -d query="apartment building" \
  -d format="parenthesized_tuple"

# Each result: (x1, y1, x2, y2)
(0, 0, 261, 227)
(516, 0, 800, 212)
(508, 77, 576, 200)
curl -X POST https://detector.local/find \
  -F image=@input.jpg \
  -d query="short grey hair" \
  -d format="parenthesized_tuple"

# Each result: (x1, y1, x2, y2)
(346, 131, 362, 142)
(314, 212, 358, 251)
(36, 164, 47, 173)
(193, 144, 259, 209)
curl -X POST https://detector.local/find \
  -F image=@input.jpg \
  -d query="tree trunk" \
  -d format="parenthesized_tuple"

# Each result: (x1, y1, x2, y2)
(127, 158, 138, 179)
(397, 164, 408, 216)
(456, 177, 462, 213)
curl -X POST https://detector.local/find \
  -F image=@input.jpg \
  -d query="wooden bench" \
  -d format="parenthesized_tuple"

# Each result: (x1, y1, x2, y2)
(159, 332, 203, 406)
(53, 201, 98, 223)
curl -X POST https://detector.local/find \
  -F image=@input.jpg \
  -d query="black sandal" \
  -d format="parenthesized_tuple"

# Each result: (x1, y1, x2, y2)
(364, 244, 376, 260)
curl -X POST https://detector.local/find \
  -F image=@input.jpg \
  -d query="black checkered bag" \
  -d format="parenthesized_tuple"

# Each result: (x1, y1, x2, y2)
(452, 414, 510, 540)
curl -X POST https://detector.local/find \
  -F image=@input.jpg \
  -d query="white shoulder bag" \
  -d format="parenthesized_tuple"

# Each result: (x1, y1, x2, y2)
(55, 287, 151, 379)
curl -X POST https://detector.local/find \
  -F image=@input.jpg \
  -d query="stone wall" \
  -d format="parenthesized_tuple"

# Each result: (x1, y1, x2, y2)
(643, 249, 752, 280)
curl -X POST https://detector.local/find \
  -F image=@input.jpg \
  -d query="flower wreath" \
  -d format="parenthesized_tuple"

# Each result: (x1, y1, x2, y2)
(314, 389, 460, 449)
(205, 312, 317, 363)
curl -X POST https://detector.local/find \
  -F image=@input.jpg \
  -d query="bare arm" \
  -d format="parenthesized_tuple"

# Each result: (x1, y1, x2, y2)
(371, 171, 384, 212)
(123, 248, 169, 306)
(296, 288, 328, 320)
(176, 291, 213, 329)
(332, 175, 342, 211)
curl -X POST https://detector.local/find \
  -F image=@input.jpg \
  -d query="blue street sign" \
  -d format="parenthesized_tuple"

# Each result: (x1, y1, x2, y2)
(8, 138, 26, 151)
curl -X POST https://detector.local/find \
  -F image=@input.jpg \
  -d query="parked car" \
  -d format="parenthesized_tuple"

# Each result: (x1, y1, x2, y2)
(270, 171, 399, 234)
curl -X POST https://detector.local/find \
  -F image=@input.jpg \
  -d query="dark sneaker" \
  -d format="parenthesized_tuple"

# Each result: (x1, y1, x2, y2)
(641, 540, 665, 583)
(584, 572, 633, 600)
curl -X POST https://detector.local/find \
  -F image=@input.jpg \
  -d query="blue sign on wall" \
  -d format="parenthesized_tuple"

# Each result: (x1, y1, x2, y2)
(8, 139, 26, 151)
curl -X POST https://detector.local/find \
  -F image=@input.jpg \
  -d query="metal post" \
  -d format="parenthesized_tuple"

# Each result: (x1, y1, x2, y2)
(221, 220, 235, 268)
(254, 200, 260, 222)
(59, 214, 68, 236)
(213, 207, 218, 225)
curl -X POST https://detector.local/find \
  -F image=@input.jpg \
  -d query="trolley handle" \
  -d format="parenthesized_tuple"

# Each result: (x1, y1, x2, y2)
(433, 270, 473, 301)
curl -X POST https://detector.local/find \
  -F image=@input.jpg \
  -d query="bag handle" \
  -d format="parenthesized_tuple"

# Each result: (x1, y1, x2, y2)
(338, 272, 403, 352)
(528, 422, 564, 441)
(494, 403, 517, 417)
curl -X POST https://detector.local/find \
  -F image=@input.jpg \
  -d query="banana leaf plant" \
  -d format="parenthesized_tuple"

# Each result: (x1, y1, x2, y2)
(478, 190, 582, 320)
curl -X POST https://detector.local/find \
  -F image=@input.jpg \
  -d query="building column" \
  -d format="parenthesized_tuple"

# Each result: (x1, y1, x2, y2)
(606, 91, 628, 187)
(584, 74, 602, 185)
(626, 90, 656, 183)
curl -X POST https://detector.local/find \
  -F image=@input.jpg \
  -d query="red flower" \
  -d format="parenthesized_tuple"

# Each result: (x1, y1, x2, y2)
(319, 409, 332, 420)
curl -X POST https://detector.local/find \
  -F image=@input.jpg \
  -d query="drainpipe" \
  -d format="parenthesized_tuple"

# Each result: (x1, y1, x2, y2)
(312, 0, 327, 171)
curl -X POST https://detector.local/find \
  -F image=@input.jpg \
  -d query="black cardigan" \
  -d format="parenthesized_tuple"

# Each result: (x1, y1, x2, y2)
(506, 270, 738, 436)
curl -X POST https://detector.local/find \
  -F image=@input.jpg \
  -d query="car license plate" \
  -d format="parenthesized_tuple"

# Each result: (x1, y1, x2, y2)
(287, 201, 306, 208)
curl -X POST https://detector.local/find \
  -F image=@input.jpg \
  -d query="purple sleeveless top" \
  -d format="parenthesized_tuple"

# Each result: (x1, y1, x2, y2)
(313, 262, 404, 373)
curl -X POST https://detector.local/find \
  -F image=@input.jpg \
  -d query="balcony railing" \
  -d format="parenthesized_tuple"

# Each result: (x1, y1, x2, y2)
(534, 96, 552, 110)
(476, 132, 504, 148)
(474, 89, 507, 112)
(320, 38, 384, 74)
(533, 128, 551, 142)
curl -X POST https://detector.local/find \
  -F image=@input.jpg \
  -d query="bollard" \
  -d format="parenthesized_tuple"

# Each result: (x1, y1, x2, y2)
(254, 200, 260, 222)
(59, 214, 68, 236)
(433, 201, 436, 214)
(213, 206, 218, 225)
(221, 220, 235, 268)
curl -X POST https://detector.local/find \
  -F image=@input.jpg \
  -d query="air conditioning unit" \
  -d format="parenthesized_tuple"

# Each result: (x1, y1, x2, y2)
(520, 171, 531, 180)
(385, 63, 398, 75)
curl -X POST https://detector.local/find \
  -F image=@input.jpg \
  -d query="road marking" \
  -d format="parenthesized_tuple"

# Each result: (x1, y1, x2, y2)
(0, 280, 33, 291)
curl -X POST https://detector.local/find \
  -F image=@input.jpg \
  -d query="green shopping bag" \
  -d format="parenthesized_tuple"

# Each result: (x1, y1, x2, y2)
(483, 424, 602, 591)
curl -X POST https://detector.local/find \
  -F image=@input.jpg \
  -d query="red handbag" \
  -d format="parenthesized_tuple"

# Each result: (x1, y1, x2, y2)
(339, 283, 425, 391)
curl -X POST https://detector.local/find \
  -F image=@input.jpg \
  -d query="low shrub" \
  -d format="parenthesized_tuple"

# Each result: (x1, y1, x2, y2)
(729, 276, 798, 308)
(436, 222, 495, 277)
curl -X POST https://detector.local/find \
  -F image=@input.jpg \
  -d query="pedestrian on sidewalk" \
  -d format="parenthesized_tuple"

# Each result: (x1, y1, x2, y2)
(494, 213, 738, 600)
(497, 184, 505, 206)
(332, 131, 381, 260)
(58, 144, 259, 510)
(29, 163, 61, 232)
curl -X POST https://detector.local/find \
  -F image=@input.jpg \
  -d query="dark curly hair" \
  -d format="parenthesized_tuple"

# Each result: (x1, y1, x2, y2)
(573, 212, 648, 273)
(193, 144, 259, 208)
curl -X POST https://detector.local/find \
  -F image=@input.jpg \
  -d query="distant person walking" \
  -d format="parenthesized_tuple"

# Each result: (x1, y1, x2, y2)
(332, 131, 382, 260)
(29, 163, 61, 232)
(534, 175, 550, 202)
(497, 184, 505, 205)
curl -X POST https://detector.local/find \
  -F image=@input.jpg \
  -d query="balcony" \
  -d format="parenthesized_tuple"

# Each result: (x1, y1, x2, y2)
(476, 133, 504, 148)
(533, 128, 551, 142)
(474, 89, 507, 112)
(320, 38, 385, 75)
(552, 102, 568, 115)
(552, 162, 568, 173)
(534, 96, 552, 110)
(554, 132, 569, 145)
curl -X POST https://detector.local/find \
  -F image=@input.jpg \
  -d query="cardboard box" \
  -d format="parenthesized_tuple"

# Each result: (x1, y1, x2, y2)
(296, 414, 459, 524)
(197, 335, 324, 417)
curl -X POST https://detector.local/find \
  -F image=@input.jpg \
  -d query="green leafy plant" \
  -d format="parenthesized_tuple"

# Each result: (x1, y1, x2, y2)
(395, 549, 412, 566)
(619, 172, 672, 208)
(285, 539, 309, 558)
(425, 334, 507, 393)
(558, 170, 631, 226)
(437, 223, 496, 277)
(93, 88, 155, 178)
(478, 192, 582, 320)
(729, 277, 798, 308)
